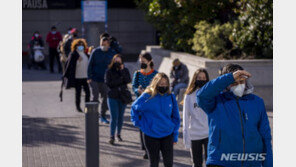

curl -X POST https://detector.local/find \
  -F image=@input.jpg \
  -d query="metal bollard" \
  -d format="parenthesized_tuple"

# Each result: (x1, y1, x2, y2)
(85, 102, 99, 167)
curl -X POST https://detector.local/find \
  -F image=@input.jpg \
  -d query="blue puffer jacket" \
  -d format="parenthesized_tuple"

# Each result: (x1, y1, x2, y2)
(131, 93, 181, 142)
(196, 73, 272, 167)
(87, 47, 116, 82)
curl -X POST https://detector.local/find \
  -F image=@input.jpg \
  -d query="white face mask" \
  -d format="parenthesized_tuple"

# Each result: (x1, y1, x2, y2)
(34, 34, 39, 38)
(230, 84, 245, 97)
(101, 46, 109, 52)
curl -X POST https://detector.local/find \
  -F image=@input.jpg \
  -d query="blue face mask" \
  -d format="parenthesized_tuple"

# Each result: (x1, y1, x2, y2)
(77, 46, 84, 51)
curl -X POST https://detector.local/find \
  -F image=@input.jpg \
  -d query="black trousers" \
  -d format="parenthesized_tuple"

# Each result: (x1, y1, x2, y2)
(75, 78, 90, 109)
(140, 130, 147, 151)
(49, 47, 61, 72)
(143, 133, 174, 167)
(191, 138, 208, 167)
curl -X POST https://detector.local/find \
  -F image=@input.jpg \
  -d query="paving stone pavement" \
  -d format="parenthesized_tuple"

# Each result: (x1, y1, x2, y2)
(22, 66, 273, 167)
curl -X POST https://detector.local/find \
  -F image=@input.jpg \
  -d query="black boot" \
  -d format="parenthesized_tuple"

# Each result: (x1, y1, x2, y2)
(76, 107, 83, 113)
(117, 135, 123, 142)
(109, 136, 115, 145)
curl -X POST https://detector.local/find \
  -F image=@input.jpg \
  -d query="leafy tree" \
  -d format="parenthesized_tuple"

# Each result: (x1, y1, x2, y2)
(232, 0, 273, 58)
(135, 0, 237, 53)
(136, 0, 273, 59)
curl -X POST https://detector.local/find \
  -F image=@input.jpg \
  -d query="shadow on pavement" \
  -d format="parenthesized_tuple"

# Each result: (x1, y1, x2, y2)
(22, 68, 63, 82)
(22, 116, 84, 149)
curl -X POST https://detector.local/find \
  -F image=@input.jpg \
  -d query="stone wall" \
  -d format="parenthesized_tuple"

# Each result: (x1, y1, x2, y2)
(144, 46, 273, 110)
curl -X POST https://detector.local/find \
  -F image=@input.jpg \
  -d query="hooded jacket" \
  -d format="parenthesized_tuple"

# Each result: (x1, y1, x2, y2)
(131, 93, 181, 142)
(196, 73, 272, 167)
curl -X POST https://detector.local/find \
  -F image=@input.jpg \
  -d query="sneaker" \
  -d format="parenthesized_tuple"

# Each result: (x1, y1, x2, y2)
(117, 135, 123, 142)
(109, 137, 115, 145)
(143, 153, 148, 159)
(100, 117, 109, 124)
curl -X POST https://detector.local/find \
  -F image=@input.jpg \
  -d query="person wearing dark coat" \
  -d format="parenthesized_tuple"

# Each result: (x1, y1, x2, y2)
(63, 38, 90, 112)
(105, 54, 131, 145)
(28, 31, 46, 70)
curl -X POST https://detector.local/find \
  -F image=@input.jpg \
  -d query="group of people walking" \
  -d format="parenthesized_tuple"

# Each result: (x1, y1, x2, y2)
(61, 31, 132, 146)
(29, 26, 272, 167)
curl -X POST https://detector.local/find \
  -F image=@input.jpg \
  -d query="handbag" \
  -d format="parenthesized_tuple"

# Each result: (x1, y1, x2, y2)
(119, 87, 133, 104)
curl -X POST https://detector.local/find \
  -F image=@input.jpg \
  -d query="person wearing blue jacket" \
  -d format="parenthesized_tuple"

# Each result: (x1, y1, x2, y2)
(132, 52, 158, 159)
(87, 37, 116, 124)
(131, 73, 181, 167)
(196, 64, 272, 167)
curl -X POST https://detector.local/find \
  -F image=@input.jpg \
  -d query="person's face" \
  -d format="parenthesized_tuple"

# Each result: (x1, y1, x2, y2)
(197, 72, 207, 81)
(229, 78, 246, 89)
(173, 61, 180, 67)
(101, 40, 110, 47)
(139, 57, 149, 65)
(78, 42, 84, 46)
(52, 28, 57, 32)
(158, 78, 169, 87)
(114, 57, 122, 64)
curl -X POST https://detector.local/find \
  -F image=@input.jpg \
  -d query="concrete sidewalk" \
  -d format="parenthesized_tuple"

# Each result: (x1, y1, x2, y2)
(22, 67, 273, 167)
(22, 67, 193, 167)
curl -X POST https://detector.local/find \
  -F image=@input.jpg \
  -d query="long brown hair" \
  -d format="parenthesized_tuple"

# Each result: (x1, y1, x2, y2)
(108, 54, 123, 69)
(144, 72, 171, 98)
(180, 68, 209, 105)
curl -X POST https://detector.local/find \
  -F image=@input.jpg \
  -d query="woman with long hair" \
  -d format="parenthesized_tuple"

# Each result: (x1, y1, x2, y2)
(63, 38, 90, 112)
(105, 54, 131, 145)
(131, 73, 180, 167)
(182, 69, 210, 167)
(131, 52, 158, 159)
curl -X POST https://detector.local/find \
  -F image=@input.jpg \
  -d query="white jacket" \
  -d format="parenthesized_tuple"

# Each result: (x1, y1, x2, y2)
(183, 89, 209, 149)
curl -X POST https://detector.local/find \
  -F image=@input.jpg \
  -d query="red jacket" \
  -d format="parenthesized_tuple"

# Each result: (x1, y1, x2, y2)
(46, 32, 62, 48)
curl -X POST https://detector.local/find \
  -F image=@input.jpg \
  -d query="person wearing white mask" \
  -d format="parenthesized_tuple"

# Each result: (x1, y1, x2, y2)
(87, 36, 117, 124)
(46, 26, 62, 73)
(182, 69, 210, 167)
(196, 64, 272, 167)
(63, 39, 90, 112)
(28, 31, 46, 70)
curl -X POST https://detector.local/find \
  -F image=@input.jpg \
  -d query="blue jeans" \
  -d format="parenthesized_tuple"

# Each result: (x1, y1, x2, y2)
(107, 98, 126, 137)
(173, 83, 188, 95)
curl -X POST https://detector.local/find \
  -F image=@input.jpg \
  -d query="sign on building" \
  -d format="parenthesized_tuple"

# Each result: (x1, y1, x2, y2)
(82, 1, 107, 22)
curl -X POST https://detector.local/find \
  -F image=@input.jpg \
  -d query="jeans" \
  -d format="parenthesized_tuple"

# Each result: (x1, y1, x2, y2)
(75, 78, 90, 109)
(90, 81, 109, 118)
(107, 98, 126, 137)
(191, 138, 208, 167)
(143, 133, 174, 167)
(49, 47, 61, 73)
(173, 83, 188, 96)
